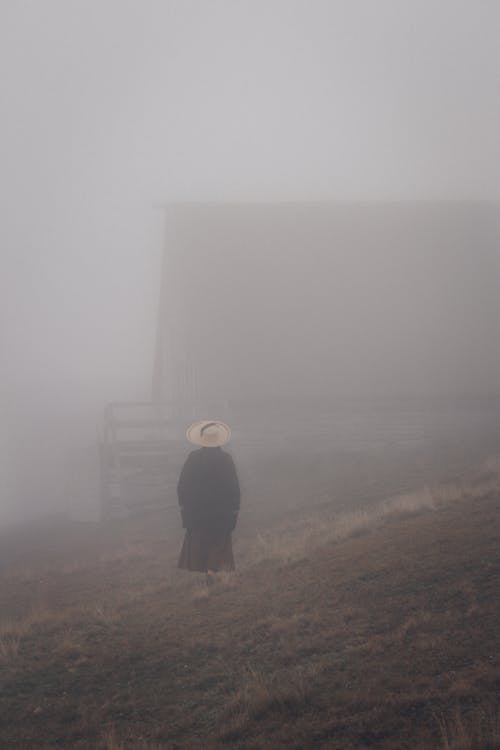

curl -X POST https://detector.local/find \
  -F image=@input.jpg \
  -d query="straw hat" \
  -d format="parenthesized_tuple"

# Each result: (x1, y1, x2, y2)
(186, 420, 231, 447)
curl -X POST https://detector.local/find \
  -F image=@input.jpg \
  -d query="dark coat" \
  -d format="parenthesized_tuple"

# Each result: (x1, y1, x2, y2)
(177, 447, 240, 534)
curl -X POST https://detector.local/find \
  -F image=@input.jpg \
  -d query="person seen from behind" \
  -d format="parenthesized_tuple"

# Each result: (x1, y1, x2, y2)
(177, 420, 240, 583)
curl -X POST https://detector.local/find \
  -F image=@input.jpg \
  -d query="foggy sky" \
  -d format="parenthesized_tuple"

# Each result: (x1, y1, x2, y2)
(2, 0, 500, 411)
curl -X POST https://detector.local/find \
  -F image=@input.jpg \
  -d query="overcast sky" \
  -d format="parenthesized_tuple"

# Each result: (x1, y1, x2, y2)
(1, 0, 500, 407)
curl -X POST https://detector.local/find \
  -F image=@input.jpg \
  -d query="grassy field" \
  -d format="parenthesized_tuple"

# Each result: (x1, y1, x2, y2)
(1, 458, 500, 749)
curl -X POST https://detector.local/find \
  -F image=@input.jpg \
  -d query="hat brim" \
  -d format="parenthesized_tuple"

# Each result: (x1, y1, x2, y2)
(186, 420, 231, 447)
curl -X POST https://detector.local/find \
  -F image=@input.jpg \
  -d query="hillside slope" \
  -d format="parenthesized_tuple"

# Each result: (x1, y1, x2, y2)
(1, 479, 499, 749)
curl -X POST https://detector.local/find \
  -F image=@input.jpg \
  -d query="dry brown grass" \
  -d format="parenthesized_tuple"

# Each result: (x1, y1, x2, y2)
(101, 732, 125, 750)
(0, 540, 151, 585)
(55, 626, 87, 660)
(0, 603, 62, 644)
(0, 599, 120, 659)
(0, 631, 21, 662)
(252, 456, 500, 564)
(1, 454, 499, 749)
(221, 664, 317, 741)
(436, 705, 500, 750)
(97, 541, 151, 566)
(392, 611, 433, 643)
(99, 730, 165, 750)
(191, 581, 211, 600)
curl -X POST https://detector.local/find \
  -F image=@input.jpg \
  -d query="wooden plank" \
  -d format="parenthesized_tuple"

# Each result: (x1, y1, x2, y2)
(109, 418, 173, 428)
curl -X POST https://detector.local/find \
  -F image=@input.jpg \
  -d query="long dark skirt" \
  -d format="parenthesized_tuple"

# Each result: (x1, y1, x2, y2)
(177, 528, 235, 573)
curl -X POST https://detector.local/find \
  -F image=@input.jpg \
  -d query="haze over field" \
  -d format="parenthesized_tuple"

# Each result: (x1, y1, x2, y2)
(1, 1, 500, 523)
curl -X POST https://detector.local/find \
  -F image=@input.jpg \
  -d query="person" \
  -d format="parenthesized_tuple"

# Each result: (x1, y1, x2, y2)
(177, 420, 240, 580)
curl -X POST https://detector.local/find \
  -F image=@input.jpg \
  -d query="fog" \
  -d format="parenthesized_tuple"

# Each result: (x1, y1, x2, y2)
(1, 1, 500, 524)
(157, 203, 500, 404)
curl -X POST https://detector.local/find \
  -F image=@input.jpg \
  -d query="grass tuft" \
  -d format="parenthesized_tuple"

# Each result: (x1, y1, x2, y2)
(0, 632, 21, 662)
(221, 664, 317, 740)
(436, 705, 500, 750)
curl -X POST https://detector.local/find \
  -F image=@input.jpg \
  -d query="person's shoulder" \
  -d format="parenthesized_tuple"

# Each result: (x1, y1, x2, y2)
(220, 449, 235, 462)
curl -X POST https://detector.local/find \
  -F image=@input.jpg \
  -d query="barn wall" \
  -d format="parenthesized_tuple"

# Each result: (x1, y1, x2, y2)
(154, 203, 500, 412)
